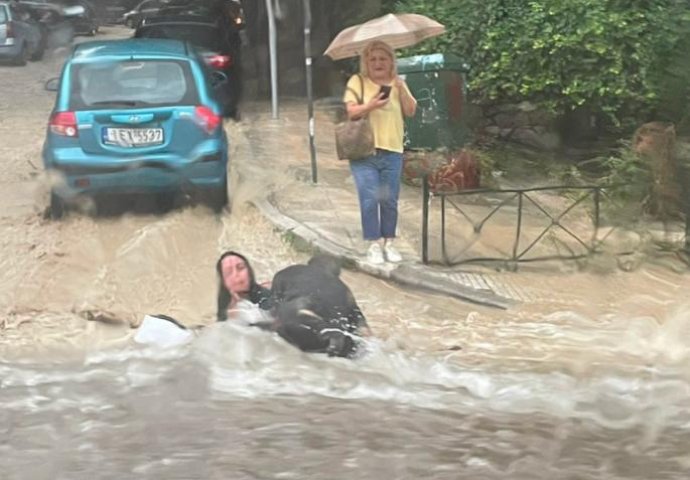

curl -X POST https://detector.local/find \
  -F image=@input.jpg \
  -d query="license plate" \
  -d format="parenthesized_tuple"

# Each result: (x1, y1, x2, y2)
(103, 128, 164, 147)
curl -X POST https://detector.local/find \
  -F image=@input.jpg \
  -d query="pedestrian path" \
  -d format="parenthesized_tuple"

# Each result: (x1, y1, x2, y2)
(229, 101, 687, 310)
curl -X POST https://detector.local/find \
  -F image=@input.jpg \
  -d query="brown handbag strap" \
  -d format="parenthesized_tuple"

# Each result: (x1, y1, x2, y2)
(345, 74, 365, 105)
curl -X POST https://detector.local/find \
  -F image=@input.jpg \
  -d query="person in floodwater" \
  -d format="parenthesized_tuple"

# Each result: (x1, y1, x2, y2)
(270, 254, 371, 358)
(216, 250, 273, 323)
(215, 251, 370, 358)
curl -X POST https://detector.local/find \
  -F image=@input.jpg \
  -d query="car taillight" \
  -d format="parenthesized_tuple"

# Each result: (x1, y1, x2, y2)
(6, 21, 14, 38)
(206, 54, 232, 69)
(195, 106, 221, 134)
(49, 112, 78, 137)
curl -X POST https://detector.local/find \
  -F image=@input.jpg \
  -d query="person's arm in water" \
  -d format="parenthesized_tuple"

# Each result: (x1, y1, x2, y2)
(350, 306, 372, 337)
(344, 290, 371, 336)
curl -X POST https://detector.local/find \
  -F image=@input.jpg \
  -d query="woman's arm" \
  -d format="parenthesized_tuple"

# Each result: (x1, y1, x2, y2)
(346, 93, 389, 120)
(395, 77, 417, 117)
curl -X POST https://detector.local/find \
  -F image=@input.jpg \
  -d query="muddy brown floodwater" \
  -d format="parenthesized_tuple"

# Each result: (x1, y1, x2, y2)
(2, 26, 690, 480)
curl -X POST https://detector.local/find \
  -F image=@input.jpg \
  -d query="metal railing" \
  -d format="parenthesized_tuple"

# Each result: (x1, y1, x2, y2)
(421, 176, 636, 269)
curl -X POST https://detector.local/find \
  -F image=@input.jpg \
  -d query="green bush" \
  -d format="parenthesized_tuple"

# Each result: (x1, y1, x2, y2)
(391, 0, 690, 129)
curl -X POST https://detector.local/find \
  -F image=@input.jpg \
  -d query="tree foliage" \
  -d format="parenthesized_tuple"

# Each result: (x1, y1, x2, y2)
(391, 0, 690, 129)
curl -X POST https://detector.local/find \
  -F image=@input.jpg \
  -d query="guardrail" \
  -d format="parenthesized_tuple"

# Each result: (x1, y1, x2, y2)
(420, 177, 666, 269)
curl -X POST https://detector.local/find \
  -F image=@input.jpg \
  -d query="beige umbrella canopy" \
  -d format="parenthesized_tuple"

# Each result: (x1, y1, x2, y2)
(324, 13, 446, 60)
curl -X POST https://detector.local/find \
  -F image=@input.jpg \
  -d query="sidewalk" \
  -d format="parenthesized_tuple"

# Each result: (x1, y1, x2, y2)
(230, 101, 687, 311)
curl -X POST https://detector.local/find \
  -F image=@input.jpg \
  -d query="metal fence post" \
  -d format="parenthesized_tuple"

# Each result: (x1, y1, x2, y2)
(681, 165, 690, 254)
(422, 174, 429, 264)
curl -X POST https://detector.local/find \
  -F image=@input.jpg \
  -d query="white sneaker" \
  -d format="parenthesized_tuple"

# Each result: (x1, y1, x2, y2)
(366, 243, 385, 264)
(384, 243, 402, 263)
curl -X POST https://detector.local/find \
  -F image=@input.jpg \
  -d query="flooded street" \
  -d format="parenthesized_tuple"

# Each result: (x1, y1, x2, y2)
(2, 27, 690, 479)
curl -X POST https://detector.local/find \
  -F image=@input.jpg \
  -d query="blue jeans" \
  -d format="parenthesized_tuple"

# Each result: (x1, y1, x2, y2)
(349, 149, 403, 241)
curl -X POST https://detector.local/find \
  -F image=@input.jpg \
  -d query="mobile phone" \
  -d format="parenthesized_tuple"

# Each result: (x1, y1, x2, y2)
(378, 85, 392, 100)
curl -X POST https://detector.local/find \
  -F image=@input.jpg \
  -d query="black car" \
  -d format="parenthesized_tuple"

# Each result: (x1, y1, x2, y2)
(122, 0, 163, 28)
(65, 0, 98, 35)
(18, 0, 97, 36)
(158, 0, 244, 30)
(135, 14, 242, 118)
(84, 0, 136, 25)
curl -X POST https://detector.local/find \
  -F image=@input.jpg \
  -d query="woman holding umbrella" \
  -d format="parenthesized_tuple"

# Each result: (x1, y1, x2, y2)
(342, 40, 417, 264)
(325, 13, 444, 264)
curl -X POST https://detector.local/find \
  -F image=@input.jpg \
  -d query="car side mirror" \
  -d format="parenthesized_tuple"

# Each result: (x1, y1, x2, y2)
(44, 78, 59, 92)
(62, 5, 86, 17)
(210, 71, 228, 86)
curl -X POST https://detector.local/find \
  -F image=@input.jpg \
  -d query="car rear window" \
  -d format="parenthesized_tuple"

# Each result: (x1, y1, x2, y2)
(69, 59, 199, 110)
(137, 24, 222, 52)
(0, 6, 8, 23)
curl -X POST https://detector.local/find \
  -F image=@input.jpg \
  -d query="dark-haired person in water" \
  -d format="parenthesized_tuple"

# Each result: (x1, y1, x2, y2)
(215, 250, 273, 322)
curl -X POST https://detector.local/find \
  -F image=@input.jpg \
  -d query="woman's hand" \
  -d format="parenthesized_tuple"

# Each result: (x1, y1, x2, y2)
(367, 91, 390, 111)
(395, 76, 417, 117)
(347, 92, 388, 120)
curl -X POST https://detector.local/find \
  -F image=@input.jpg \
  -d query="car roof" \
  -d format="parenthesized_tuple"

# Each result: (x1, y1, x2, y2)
(140, 14, 218, 26)
(71, 39, 192, 62)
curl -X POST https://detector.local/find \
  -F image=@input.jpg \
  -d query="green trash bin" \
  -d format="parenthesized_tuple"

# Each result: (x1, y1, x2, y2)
(397, 53, 470, 150)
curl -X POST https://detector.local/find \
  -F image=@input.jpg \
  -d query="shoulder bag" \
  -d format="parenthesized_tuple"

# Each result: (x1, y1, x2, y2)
(334, 74, 375, 161)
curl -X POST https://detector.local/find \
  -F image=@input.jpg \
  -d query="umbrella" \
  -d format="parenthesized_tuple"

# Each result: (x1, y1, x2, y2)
(324, 13, 445, 60)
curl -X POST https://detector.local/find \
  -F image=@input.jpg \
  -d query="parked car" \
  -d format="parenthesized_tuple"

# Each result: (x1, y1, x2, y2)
(121, 0, 163, 28)
(88, 0, 139, 25)
(0, 0, 45, 64)
(135, 14, 242, 118)
(24, 0, 98, 36)
(42, 38, 230, 217)
(64, 0, 98, 35)
(16, 1, 93, 50)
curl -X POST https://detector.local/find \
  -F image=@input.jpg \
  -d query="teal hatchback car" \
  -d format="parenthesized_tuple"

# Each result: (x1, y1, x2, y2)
(43, 38, 229, 217)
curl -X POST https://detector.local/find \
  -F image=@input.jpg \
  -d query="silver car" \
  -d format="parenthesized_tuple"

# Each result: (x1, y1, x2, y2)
(0, 1, 44, 65)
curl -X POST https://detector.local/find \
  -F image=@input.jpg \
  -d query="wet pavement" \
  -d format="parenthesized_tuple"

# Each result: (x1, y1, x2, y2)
(232, 100, 690, 311)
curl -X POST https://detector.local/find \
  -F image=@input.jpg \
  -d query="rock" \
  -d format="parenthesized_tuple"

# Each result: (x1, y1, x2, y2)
(517, 101, 538, 112)
(510, 127, 561, 151)
(494, 113, 515, 129)
(633, 122, 681, 219)
(485, 126, 501, 136)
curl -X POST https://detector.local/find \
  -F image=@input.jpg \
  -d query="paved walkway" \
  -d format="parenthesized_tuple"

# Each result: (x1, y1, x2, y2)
(229, 101, 688, 310)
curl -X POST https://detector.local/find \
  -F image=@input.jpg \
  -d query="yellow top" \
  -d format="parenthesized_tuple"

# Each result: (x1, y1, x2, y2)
(343, 74, 412, 154)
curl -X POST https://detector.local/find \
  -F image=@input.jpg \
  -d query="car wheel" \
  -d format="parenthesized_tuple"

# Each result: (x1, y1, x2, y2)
(13, 43, 28, 66)
(204, 180, 229, 213)
(30, 45, 45, 61)
(30, 40, 46, 61)
(155, 192, 176, 212)
(50, 191, 65, 220)
(30, 28, 48, 61)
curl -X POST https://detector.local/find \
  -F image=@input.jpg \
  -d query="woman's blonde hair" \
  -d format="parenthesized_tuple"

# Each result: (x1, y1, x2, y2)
(359, 40, 397, 80)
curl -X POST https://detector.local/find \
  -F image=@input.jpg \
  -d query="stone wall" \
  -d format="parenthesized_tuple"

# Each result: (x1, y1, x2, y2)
(474, 102, 562, 152)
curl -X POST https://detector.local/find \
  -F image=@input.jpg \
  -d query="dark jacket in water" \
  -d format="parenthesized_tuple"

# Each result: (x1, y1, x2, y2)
(270, 255, 368, 358)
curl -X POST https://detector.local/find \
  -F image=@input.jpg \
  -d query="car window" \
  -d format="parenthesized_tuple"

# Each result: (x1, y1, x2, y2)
(9, 5, 31, 21)
(0, 7, 7, 23)
(140, 0, 161, 11)
(69, 60, 200, 109)
(136, 24, 222, 51)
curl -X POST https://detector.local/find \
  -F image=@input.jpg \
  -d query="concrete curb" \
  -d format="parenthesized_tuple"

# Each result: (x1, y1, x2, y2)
(252, 196, 515, 310)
